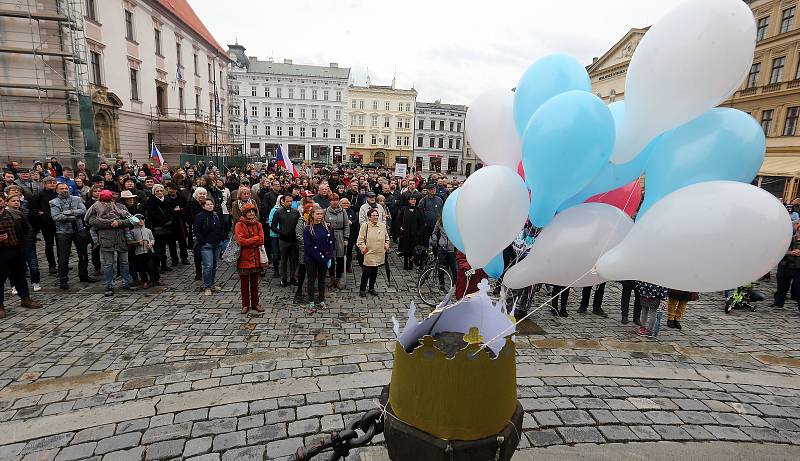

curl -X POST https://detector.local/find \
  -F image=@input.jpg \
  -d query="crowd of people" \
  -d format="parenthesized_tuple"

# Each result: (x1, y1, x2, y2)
(4, 155, 795, 337)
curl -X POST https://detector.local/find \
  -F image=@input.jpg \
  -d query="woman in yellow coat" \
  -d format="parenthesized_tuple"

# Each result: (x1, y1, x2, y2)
(356, 208, 389, 297)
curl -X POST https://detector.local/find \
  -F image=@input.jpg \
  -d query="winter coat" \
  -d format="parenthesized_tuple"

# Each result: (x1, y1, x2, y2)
(295, 215, 306, 262)
(356, 221, 389, 267)
(455, 249, 487, 300)
(324, 206, 350, 258)
(668, 290, 699, 302)
(193, 210, 227, 245)
(14, 178, 42, 202)
(85, 201, 133, 251)
(235, 217, 265, 270)
(49, 194, 86, 234)
(303, 223, 334, 265)
(313, 194, 331, 209)
(31, 188, 58, 231)
(271, 206, 301, 242)
(146, 196, 174, 237)
(128, 226, 155, 256)
(398, 205, 425, 254)
(418, 194, 444, 229)
(429, 221, 455, 253)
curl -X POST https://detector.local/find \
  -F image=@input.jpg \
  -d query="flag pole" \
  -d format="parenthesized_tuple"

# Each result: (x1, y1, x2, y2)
(243, 98, 248, 167)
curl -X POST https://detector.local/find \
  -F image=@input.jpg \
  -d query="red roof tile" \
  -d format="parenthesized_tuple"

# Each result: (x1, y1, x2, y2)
(155, 0, 230, 59)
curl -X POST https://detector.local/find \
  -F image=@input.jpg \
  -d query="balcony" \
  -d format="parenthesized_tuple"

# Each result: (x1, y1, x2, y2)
(739, 87, 758, 96)
(763, 82, 784, 93)
(789, 79, 800, 89)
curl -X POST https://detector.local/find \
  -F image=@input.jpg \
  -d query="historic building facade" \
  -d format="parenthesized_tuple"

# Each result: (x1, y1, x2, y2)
(413, 102, 466, 173)
(586, 28, 647, 104)
(346, 83, 416, 166)
(227, 45, 350, 164)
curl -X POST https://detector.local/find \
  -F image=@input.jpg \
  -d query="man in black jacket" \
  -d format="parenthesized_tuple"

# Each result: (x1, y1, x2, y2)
(270, 195, 301, 287)
(418, 182, 444, 242)
(31, 176, 58, 273)
(0, 194, 43, 317)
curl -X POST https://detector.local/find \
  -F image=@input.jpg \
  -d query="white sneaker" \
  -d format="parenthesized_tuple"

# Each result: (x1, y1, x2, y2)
(11, 287, 17, 295)
(204, 288, 212, 295)
(32, 283, 41, 292)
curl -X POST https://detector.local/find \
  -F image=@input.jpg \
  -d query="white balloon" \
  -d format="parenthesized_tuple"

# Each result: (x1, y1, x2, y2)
(611, 0, 756, 164)
(456, 165, 529, 268)
(465, 89, 522, 170)
(596, 181, 791, 292)
(503, 203, 633, 289)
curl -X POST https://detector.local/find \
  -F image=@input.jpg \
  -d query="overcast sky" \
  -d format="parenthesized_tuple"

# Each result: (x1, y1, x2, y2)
(189, 0, 685, 105)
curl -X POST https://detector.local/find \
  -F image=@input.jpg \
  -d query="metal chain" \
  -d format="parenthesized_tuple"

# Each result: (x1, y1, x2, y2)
(290, 409, 384, 461)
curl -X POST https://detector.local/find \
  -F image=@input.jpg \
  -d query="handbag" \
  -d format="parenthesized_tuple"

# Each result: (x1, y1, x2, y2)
(259, 245, 269, 267)
(221, 237, 241, 264)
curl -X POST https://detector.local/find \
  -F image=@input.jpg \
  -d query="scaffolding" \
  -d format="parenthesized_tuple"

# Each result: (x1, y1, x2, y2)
(149, 105, 239, 169)
(0, 0, 91, 165)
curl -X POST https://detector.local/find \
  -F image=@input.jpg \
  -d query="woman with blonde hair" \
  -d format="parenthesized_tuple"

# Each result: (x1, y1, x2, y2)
(356, 208, 389, 297)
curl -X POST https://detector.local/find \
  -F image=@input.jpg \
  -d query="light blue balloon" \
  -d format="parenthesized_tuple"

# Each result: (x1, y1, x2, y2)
(523, 91, 615, 227)
(442, 189, 465, 252)
(639, 108, 766, 216)
(513, 54, 591, 137)
(558, 101, 657, 212)
(484, 252, 505, 279)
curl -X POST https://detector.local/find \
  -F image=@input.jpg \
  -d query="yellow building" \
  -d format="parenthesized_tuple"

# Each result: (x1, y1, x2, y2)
(347, 83, 417, 166)
(723, 0, 800, 200)
(586, 28, 648, 104)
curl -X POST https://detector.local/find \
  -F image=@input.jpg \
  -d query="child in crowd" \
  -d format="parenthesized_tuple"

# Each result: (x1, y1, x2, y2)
(635, 281, 668, 337)
(128, 214, 161, 288)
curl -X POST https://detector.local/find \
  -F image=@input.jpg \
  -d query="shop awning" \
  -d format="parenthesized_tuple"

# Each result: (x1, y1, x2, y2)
(759, 156, 800, 177)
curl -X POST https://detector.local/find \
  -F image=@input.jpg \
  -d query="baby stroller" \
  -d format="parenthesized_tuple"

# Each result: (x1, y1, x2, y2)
(724, 283, 766, 314)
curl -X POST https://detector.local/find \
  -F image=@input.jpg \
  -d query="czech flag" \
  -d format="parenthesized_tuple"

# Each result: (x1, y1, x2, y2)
(150, 141, 164, 166)
(276, 145, 297, 178)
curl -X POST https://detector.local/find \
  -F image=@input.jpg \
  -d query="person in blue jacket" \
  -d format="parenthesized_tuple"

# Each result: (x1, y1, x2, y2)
(303, 205, 334, 314)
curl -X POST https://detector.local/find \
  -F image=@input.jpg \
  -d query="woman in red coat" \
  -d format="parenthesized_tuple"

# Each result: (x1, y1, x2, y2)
(454, 249, 487, 300)
(235, 203, 265, 313)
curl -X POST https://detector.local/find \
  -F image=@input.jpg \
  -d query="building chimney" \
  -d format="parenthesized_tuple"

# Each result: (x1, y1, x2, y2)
(592, 57, 599, 63)
(284, 58, 293, 64)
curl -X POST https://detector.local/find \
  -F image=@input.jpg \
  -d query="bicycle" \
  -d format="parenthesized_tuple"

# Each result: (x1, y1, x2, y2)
(724, 282, 766, 314)
(416, 247, 454, 307)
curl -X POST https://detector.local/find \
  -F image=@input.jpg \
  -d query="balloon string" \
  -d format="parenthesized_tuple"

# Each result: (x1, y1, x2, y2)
(476, 181, 642, 354)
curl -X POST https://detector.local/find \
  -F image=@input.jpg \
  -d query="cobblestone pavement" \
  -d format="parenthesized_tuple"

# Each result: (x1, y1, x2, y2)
(1, 248, 800, 460)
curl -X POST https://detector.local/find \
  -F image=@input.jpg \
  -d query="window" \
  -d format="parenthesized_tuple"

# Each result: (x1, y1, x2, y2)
(335, 129, 341, 139)
(86, 0, 97, 21)
(438, 138, 444, 148)
(129, 68, 139, 100)
(276, 107, 282, 118)
(430, 120, 436, 130)
(456, 139, 461, 150)
(233, 85, 240, 95)
(277, 126, 282, 136)
(323, 128, 328, 138)
(89, 51, 102, 85)
(264, 106, 270, 117)
(265, 87, 270, 97)
(300, 88, 306, 99)
(385, 101, 390, 111)
(757, 17, 769, 41)
(335, 109, 341, 121)
(417, 136, 423, 147)
(405, 103, 411, 112)
(359, 100, 364, 109)
(154, 29, 162, 55)
(450, 121, 455, 131)
(439, 121, 445, 131)
(288, 108, 294, 118)
(371, 135, 377, 145)
(371, 115, 378, 127)
(233, 105, 240, 116)
(336, 90, 342, 102)
(323, 109, 329, 120)
(384, 116, 390, 128)
(397, 119, 403, 129)
(311, 128, 317, 138)
(771, 57, 786, 84)
(299, 108, 305, 119)
(761, 109, 774, 135)
(276, 87, 282, 98)
(288, 127, 293, 136)
(384, 136, 389, 146)
(265, 125, 271, 136)
(124, 9, 134, 40)
(300, 127, 306, 137)
(193, 53, 198, 76)
(178, 87, 184, 114)
(176, 42, 182, 66)
(288, 88, 294, 99)
(404, 119, 410, 129)
(404, 136, 409, 147)
(351, 134, 357, 144)
(351, 99, 356, 109)
(429, 137, 435, 147)
(323, 90, 329, 100)
(252, 125, 258, 136)
(782, 7, 795, 34)
(207, 62, 211, 81)
(448, 138, 454, 149)
(398, 102, 403, 111)
(418, 119, 424, 130)
(311, 109, 317, 120)
(396, 136, 402, 146)
(312, 89, 318, 100)
(233, 124, 240, 135)
(251, 86, 257, 97)
(373, 100, 378, 110)
(250, 105, 257, 118)
(457, 122, 462, 132)
(358, 115, 364, 125)
(195, 93, 200, 115)
(357, 134, 364, 144)
(785, 107, 800, 135)
(747, 63, 761, 88)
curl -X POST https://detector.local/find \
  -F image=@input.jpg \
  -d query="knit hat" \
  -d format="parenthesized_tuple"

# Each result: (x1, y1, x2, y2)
(99, 190, 113, 202)
(241, 203, 258, 216)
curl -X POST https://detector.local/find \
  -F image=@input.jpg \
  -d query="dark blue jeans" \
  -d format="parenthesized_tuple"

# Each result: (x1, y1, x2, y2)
(24, 243, 40, 284)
